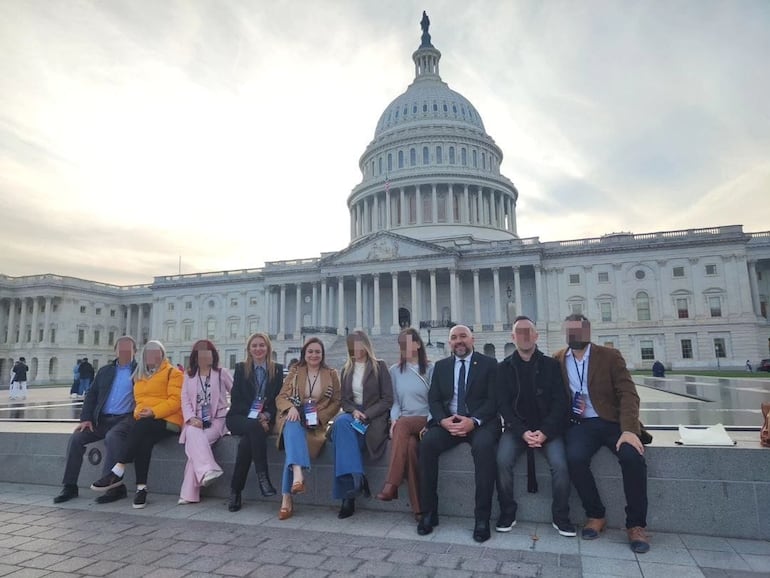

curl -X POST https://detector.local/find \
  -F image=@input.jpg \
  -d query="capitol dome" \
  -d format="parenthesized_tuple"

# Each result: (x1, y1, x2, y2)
(347, 14, 518, 246)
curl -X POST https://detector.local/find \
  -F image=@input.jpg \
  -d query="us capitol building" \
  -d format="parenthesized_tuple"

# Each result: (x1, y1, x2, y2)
(2, 18, 770, 382)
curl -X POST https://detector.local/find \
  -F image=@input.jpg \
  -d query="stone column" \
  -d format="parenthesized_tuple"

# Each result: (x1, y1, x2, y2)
(391, 273, 399, 333)
(320, 279, 328, 327)
(30, 298, 40, 344)
(7, 299, 16, 343)
(136, 305, 143, 344)
(385, 190, 391, 229)
(464, 184, 470, 224)
(416, 187, 423, 224)
(373, 195, 379, 231)
(278, 285, 286, 339)
(410, 271, 418, 327)
(43, 297, 52, 344)
(400, 188, 406, 226)
(18, 299, 27, 343)
(492, 268, 502, 330)
(430, 269, 438, 322)
(372, 274, 381, 335)
(363, 199, 370, 234)
(473, 269, 481, 328)
(337, 277, 345, 335)
(126, 305, 132, 337)
(449, 269, 457, 321)
(295, 284, 302, 336)
(513, 266, 522, 319)
(534, 265, 545, 324)
(748, 260, 762, 316)
(355, 276, 363, 329)
(350, 206, 355, 239)
(431, 184, 438, 224)
(613, 264, 625, 321)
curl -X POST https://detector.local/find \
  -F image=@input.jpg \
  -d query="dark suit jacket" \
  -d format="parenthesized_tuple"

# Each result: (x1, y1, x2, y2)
(341, 359, 394, 460)
(81, 359, 137, 427)
(428, 351, 498, 426)
(553, 343, 641, 435)
(227, 362, 283, 427)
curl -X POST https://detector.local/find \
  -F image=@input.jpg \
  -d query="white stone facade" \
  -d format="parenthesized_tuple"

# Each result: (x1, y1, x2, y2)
(2, 25, 770, 383)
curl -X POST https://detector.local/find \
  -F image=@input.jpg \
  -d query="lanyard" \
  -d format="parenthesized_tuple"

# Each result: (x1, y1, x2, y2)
(571, 354, 586, 394)
(307, 370, 320, 398)
(198, 374, 211, 404)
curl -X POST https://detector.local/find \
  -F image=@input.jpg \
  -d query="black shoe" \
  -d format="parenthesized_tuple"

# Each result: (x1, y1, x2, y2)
(417, 511, 438, 536)
(90, 471, 124, 492)
(473, 519, 491, 543)
(228, 491, 242, 512)
(53, 484, 78, 504)
(95, 485, 127, 504)
(361, 475, 371, 498)
(338, 498, 355, 519)
(132, 488, 147, 509)
(495, 515, 517, 533)
(257, 472, 276, 497)
(552, 520, 577, 537)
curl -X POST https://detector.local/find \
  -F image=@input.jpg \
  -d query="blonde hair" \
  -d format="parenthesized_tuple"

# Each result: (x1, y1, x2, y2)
(243, 332, 277, 382)
(132, 340, 167, 381)
(343, 330, 379, 379)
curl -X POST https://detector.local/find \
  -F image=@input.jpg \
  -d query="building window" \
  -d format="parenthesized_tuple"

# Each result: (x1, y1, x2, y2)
(38, 329, 44, 342)
(673, 266, 685, 278)
(709, 296, 722, 317)
(635, 270, 646, 280)
(95, 308, 102, 315)
(569, 274, 580, 285)
(208, 300, 215, 308)
(636, 292, 651, 321)
(249, 320, 258, 334)
(398, 150, 404, 168)
(598, 271, 609, 283)
(166, 325, 175, 342)
(229, 354, 237, 370)
(570, 302, 583, 315)
(378, 156, 382, 175)
(78, 329, 85, 344)
(600, 302, 612, 322)
(50, 328, 56, 343)
(80, 306, 86, 314)
(640, 340, 655, 361)
(705, 264, 717, 276)
(387, 153, 392, 172)
(230, 322, 238, 339)
(449, 146, 455, 164)
(93, 330, 100, 346)
(183, 324, 193, 341)
(681, 339, 693, 359)
(410, 148, 416, 166)
(168, 303, 174, 311)
(108, 331, 115, 346)
(185, 301, 192, 310)
(676, 298, 689, 319)
(436, 146, 442, 164)
(713, 338, 726, 358)
(249, 297, 258, 306)
(230, 299, 238, 307)
(422, 146, 429, 165)
(206, 319, 216, 340)
(461, 147, 467, 166)
(472, 149, 477, 167)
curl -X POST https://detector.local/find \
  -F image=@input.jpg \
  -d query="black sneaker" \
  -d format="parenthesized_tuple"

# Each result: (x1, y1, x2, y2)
(96, 485, 127, 504)
(495, 515, 517, 532)
(552, 520, 577, 537)
(132, 488, 147, 509)
(90, 472, 124, 492)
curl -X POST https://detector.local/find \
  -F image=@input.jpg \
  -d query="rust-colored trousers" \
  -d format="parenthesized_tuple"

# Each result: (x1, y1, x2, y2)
(385, 415, 428, 514)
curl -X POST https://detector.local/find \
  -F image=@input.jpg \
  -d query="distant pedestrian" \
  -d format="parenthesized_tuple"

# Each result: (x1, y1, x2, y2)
(746, 360, 752, 372)
(70, 359, 81, 399)
(9, 357, 29, 400)
(652, 361, 665, 378)
(78, 358, 95, 397)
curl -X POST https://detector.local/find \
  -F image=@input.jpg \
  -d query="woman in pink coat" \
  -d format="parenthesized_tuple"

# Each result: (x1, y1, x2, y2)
(178, 339, 233, 504)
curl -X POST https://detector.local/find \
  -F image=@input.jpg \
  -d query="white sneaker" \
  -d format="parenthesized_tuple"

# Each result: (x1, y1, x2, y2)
(202, 470, 224, 487)
(70, 393, 78, 399)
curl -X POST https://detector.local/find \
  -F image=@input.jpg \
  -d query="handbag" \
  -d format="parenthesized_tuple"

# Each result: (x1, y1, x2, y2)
(761, 403, 770, 448)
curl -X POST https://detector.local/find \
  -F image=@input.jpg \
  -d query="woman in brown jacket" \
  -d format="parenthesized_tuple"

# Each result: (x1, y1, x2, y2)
(330, 330, 393, 519)
(274, 337, 341, 520)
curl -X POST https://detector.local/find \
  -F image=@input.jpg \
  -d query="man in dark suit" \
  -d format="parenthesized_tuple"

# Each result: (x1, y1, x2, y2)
(552, 314, 650, 554)
(417, 324, 499, 542)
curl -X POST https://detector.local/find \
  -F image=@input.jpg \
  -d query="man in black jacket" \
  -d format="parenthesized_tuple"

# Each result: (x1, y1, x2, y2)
(496, 316, 575, 536)
(77, 357, 95, 397)
(54, 337, 137, 504)
(10, 356, 29, 400)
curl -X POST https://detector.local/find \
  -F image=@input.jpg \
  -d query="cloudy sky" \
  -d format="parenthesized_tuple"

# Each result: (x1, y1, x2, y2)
(1, 0, 768, 285)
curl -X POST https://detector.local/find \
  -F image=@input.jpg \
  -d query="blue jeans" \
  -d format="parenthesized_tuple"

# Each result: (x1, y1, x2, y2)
(281, 420, 311, 495)
(496, 431, 571, 523)
(330, 413, 365, 500)
(565, 417, 648, 528)
(79, 378, 92, 396)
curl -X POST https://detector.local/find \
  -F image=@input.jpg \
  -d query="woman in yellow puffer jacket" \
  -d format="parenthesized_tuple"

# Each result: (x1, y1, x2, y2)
(90, 340, 183, 508)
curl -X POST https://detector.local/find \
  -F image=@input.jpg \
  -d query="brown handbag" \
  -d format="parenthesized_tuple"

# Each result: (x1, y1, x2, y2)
(761, 403, 770, 448)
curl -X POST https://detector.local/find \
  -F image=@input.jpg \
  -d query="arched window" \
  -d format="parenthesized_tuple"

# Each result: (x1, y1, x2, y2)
(461, 148, 467, 166)
(472, 149, 478, 168)
(410, 148, 416, 166)
(436, 146, 443, 164)
(482, 152, 486, 169)
(387, 153, 393, 172)
(378, 157, 382, 175)
(423, 146, 429, 165)
(449, 146, 455, 164)
(636, 292, 651, 321)
(398, 150, 404, 168)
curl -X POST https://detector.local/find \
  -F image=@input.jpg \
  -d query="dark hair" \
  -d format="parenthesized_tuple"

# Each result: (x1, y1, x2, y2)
(188, 339, 220, 377)
(564, 313, 589, 323)
(513, 315, 534, 325)
(299, 337, 328, 368)
(397, 327, 429, 374)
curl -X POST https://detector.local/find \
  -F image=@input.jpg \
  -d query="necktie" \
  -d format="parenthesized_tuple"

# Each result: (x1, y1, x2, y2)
(457, 359, 467, 415)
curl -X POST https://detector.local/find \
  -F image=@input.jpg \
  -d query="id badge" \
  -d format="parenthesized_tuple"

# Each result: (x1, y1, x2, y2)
(351, 418, 368, 435)
(248, 397, 264, 420)
(572, 391, 586, 416)
(200, 402, 212, 425)
(304, 400, 318, 427)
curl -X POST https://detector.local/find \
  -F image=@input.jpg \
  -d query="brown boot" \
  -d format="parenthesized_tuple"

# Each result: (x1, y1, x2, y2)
(627, 526, 650, 553)
(581, 517, 606, 540)
(376, 483, 399, 501)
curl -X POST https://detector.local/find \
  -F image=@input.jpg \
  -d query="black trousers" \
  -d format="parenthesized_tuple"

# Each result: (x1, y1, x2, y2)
(419, 421, 500, 521)
(227, 415, 269, 492)
(62, 414, 134, 485)
(119, 418, 176, 486)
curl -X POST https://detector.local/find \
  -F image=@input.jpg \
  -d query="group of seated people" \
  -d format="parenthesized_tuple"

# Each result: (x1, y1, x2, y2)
(53, 313, 651, 553)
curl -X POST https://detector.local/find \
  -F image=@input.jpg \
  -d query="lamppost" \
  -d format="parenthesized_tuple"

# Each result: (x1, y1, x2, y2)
(427, 328, 432, 346)
(506, 284, 513, 322)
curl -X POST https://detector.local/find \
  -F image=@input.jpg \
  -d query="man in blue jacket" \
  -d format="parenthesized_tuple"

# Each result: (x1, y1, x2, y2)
(54, 336, 137, 504)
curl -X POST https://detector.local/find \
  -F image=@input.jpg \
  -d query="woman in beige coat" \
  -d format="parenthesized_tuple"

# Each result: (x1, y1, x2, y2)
(274, 337, 341, 520)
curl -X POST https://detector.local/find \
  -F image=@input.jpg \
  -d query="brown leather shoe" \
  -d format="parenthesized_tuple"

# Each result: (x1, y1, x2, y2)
(581, 517, 606, 540)
(627, 526, 650, 553)
(278, 505, 293, 520)
(376, 483, 399, 501)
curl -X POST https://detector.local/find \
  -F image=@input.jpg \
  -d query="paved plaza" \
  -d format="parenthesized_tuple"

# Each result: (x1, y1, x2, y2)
(0, 481, 768, 577)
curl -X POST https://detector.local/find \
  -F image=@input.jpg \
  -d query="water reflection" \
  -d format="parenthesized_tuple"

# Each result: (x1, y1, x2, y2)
(0, 400, 82, 422)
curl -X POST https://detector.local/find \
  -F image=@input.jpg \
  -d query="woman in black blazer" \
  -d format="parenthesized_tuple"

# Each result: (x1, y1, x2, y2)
(226, 332, 283, 512)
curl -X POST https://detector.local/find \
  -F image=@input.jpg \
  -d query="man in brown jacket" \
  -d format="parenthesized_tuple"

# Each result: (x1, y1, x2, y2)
(553, 314, 650, 554)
